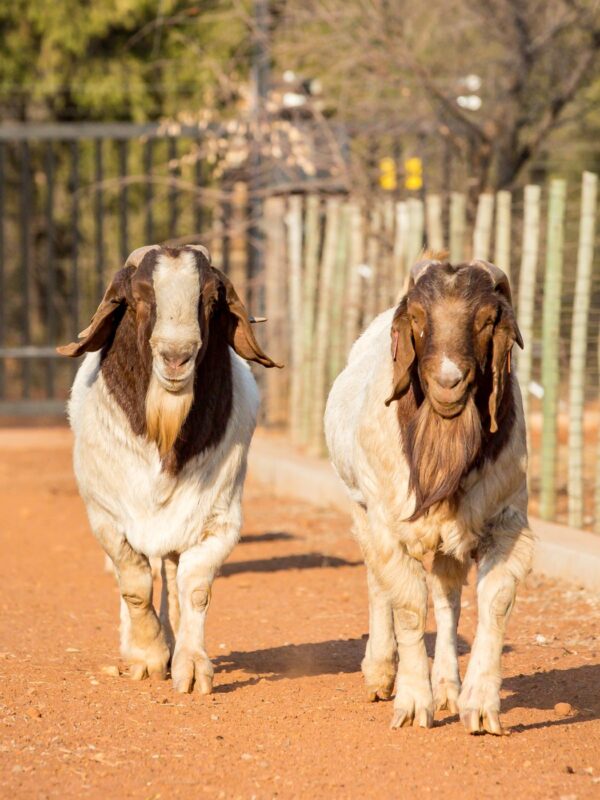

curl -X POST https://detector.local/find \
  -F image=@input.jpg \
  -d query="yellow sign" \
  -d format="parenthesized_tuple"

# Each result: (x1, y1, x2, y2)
(405, 156, 423, 191)
(379, 157, 397, 192)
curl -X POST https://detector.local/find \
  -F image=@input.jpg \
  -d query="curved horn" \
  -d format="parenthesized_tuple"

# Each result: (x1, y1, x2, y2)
(471, 259, 524, 349)
(470, 259, 513, 304)
(409, 256, 445, 287)
(185, 244, 211, 261)
(126, 244, 160, 269)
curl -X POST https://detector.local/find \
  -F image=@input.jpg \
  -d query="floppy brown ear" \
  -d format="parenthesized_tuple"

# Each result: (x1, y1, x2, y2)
(56, 267, 132, 357)
(212, 267, 282, 368)
(488, 304, 523, 433)
(385, 299, 415, 406)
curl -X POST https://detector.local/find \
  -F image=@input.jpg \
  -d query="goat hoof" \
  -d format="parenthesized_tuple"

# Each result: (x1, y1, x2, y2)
(390, 706, 433, 730)
(460, 708, 505, 736)
(130, 663, 148, 681)
(390, 709, 410, 729)
(362, 657, 396, 703)
(366, 684, 393, 702)
(433, 679, 460, 714)
(197, 673, 213, 695)
(171, 648, 214, 695)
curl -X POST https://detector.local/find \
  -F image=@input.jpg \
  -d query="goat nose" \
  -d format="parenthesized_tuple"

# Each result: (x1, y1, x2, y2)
(160, 349, 192, 370)
(436, 357, 465, 389)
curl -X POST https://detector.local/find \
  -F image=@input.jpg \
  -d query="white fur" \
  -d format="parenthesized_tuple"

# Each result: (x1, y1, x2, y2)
(439, 355, 463, 385)
(324, 307, 534, 733)
(68, 345, 259, 691)
(70, 349, 258, 559)
(152, 252, 201, 350)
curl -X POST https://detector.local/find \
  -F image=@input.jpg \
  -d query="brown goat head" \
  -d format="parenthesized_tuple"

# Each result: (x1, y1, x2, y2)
(386, 256, 523, 520)
(57, 245, 281, 456)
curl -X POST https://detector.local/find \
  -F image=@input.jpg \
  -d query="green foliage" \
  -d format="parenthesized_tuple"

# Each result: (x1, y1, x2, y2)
(0, 0, 250, 121)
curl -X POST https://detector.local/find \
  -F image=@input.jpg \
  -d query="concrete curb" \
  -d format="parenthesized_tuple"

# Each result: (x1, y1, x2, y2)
(248, 434, 600, 593)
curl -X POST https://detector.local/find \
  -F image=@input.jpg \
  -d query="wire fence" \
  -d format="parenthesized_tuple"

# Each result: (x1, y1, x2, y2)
(255, 176, 600, 533)
(0, 122, 598, 532)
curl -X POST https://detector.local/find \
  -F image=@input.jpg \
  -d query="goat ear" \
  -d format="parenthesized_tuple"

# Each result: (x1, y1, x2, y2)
(56, 267, 132, 357)
(488, 305, 523, 433)
(385, 301, 415, 406)
(212, 267, 282, 368)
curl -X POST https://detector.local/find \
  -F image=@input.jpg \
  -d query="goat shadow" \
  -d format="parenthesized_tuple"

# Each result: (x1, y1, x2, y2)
(501, 663, 600, 732)
(221, 552, 362, 577)
(213, 636, 599, 734)
(213, 632, 470, 694)
(239, 531, 297, 544)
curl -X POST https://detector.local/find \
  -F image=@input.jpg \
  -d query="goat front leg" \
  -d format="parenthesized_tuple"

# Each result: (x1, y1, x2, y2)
(390, 562, 432, 729)
(430, 552, 469, 714)
(459, 510, 534, 735)
(94, 518, 170, 681)
(171, 521, 239, 694)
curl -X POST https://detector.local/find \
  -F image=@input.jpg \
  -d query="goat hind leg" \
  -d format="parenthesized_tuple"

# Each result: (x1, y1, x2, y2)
(362, 567, 397, 701)
(431, 552, 468, 714)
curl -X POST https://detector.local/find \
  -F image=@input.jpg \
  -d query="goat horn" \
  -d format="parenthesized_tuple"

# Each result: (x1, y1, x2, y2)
(409, 257, 444, 287)
(470, 259, 513, 305)
(126, 245, 160, 270)
(185, 244, 211, 261)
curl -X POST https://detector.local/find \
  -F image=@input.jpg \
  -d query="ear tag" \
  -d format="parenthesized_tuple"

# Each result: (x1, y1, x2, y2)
(392, 330, 399, 361)
(420, 330, 424, 338)
(507, 349, 512, 374)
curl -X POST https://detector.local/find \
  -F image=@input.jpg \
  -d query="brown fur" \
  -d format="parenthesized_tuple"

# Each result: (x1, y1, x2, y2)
(57, 245, 280, 472)
(101, 280, 234, 475)
(391, 262, 520, 520)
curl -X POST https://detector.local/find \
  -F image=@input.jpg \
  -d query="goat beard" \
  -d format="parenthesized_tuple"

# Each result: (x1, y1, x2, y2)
(145, 372, 194, 458)
(404, 394, 482, 521)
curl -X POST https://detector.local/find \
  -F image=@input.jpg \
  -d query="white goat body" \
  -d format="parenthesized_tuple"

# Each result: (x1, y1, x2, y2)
(325, 261, 534, 734)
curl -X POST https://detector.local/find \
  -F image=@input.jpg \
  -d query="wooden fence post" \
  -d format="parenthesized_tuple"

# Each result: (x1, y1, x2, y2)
(406, 197, 424, 266)
(568, 172, 598, 528)
(393, 201, 409, 293)
(425, 193, 444, 252)
(263, 195, 288, 427)
(516, 184, 541, 445)
(311, 197, 340, 454)
(300, 194, 320, 445)
(449, 192, 466, 263)
(344, 202, 365, 356)
(472, 192, 494, 260)
(329, 203, 351, 384)
(286, 194, 304, 444)
(365, 205, 381, 323)
(494, 190, 512, 280)
(540, 179, 567, 521)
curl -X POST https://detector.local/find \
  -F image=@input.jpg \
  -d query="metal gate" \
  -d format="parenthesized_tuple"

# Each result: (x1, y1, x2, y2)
(0, 122, 225, 416)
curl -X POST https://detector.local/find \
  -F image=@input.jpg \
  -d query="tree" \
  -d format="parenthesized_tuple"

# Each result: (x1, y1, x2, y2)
(0, 0, 250, 122)
(275, 0, 600, 197)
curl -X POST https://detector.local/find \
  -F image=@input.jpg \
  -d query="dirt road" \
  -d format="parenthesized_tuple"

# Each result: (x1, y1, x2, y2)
(1, 428, 599, 799)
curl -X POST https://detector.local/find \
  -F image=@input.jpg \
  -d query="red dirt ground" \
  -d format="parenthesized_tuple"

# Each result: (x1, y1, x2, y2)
(1, 428, 599, 799)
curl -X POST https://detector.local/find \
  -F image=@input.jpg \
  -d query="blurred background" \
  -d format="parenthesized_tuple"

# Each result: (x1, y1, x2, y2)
(0, 0, 599, 530)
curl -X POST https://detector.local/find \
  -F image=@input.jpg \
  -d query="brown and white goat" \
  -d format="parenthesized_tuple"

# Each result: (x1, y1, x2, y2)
(324, 256, 534, 734)
(58, 244, 279, 693)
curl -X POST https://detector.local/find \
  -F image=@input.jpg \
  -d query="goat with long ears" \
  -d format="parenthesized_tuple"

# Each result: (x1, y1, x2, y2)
(325, 254, 533, 735)
(58, 243, 280, 694)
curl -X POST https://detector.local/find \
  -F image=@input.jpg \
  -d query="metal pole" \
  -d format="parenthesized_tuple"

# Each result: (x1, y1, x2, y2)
(248, 0, 270, 315)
